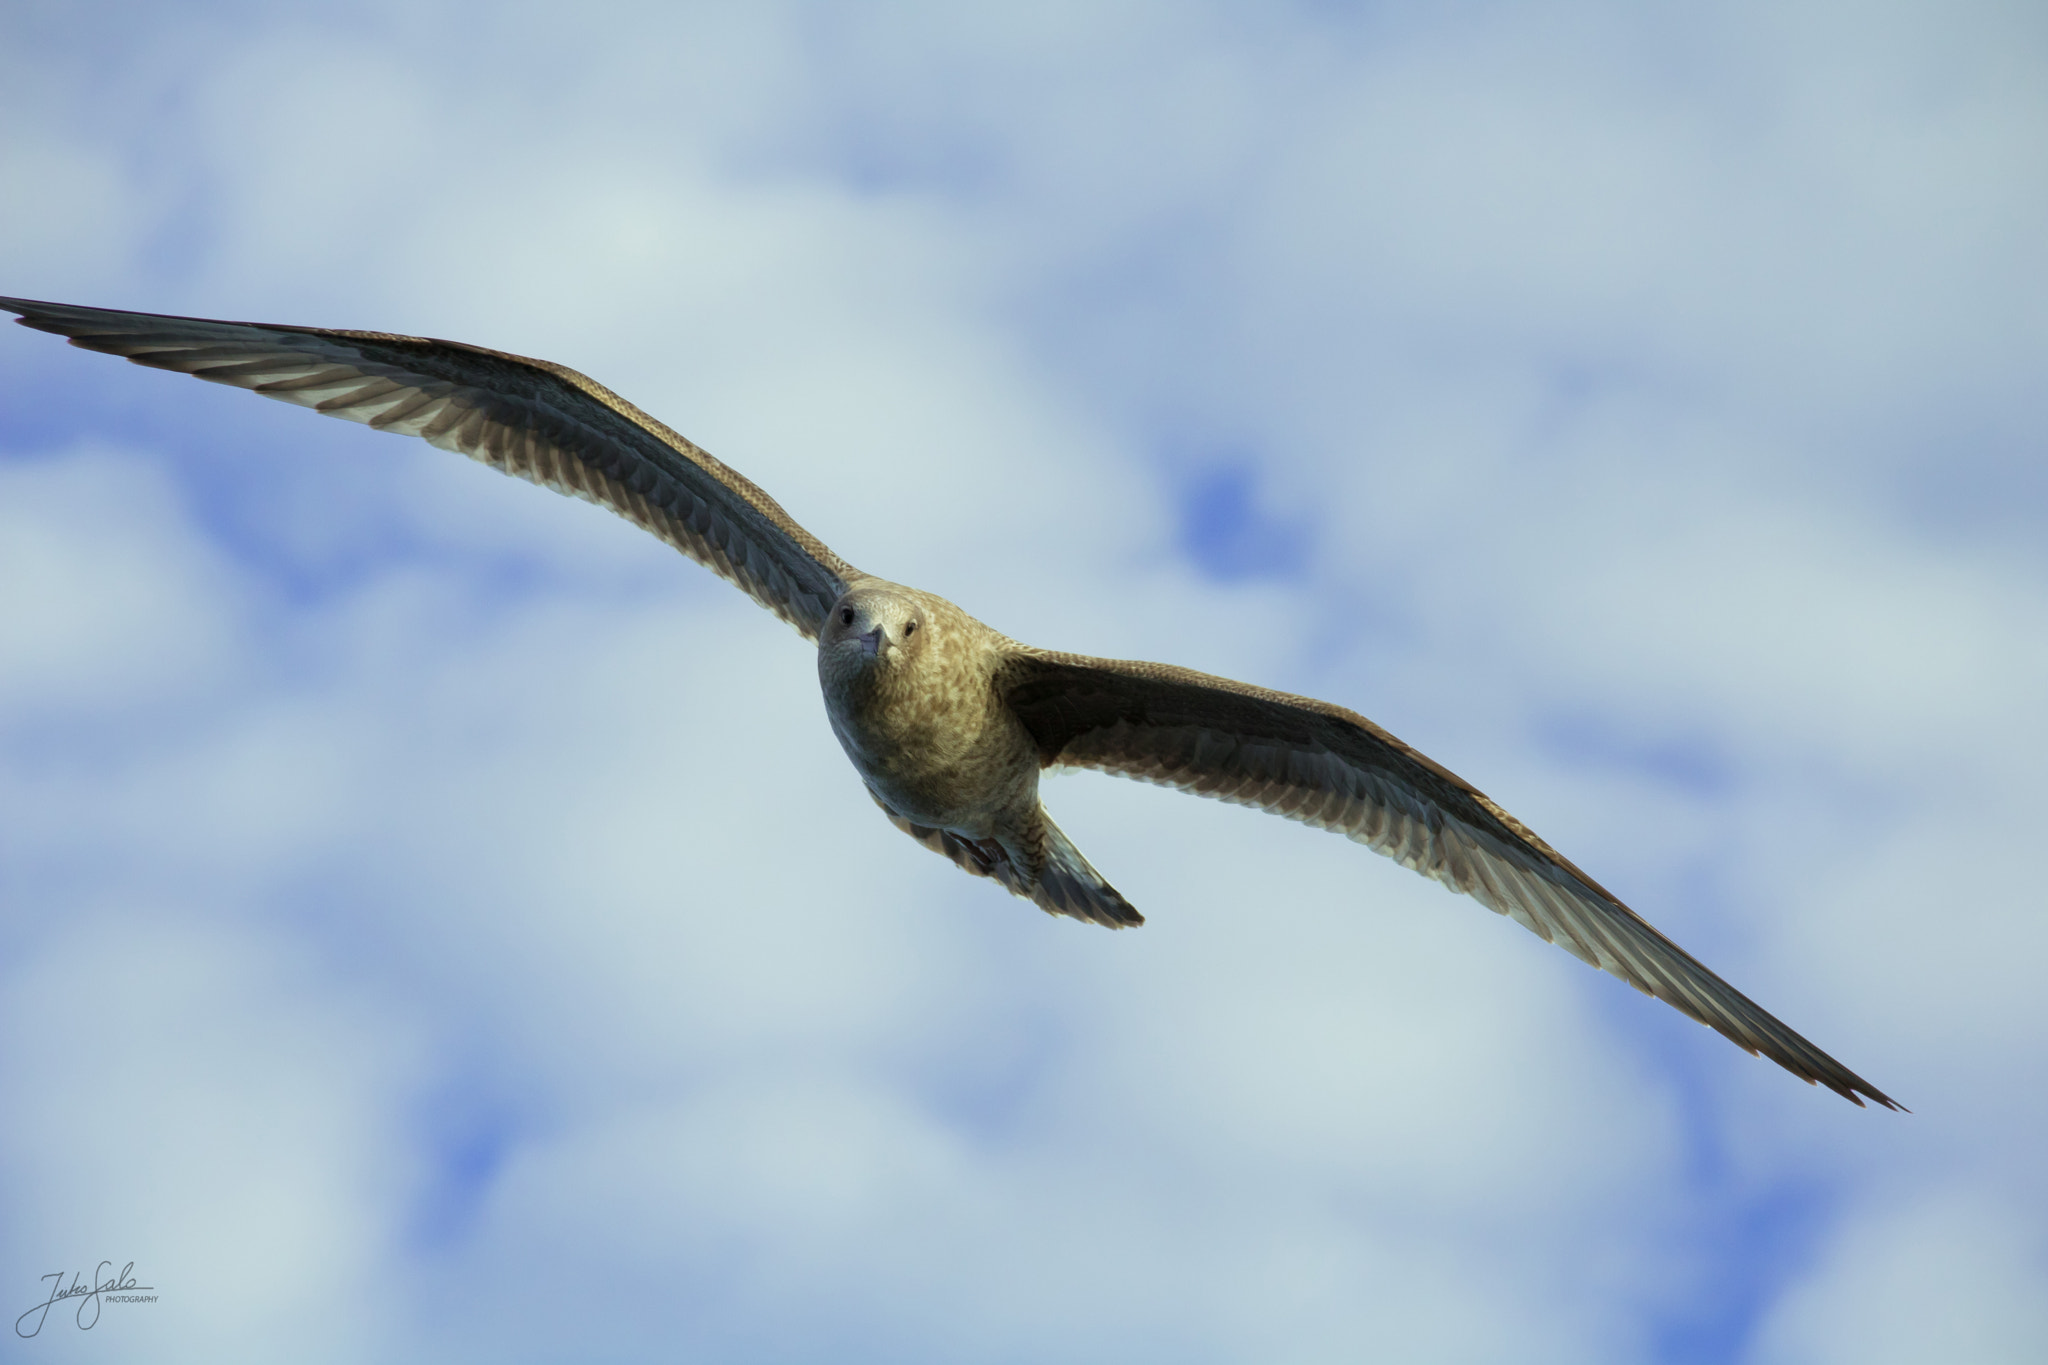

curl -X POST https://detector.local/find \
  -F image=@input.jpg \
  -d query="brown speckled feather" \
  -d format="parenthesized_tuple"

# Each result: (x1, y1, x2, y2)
(1, 297, 854, 638)
(1001, 650, 1901, 1110)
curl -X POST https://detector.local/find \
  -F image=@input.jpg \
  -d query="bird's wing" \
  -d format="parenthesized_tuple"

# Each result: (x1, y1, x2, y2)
(2, 297, 856, 639)
(1001, 649, 1900, 1109)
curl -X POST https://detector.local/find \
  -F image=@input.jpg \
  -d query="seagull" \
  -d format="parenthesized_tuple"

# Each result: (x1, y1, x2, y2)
(1, 296, 1900, 1109)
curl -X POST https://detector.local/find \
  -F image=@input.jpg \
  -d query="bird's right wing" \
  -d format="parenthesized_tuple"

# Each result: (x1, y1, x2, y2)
(1001, 649, 1900, 1109)
(2, 297, 857, 639)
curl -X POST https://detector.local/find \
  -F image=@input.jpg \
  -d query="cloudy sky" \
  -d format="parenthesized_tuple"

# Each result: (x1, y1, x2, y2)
(3, 2, 2044, 1361)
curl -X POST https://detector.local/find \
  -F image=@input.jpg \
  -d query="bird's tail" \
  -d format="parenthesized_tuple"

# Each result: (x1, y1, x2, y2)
(871, 791, 1142, 929)
(1028, 813, 1144, 929)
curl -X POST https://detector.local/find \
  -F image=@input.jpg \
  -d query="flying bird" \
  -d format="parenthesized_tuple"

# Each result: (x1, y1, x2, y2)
(1, 296, 1900, 1110)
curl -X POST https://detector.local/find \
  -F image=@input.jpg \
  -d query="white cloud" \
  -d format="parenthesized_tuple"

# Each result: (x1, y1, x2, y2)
(1751, 1186, 2048, 1365)
(0, 449, 245, 713)
(0, 910, 416, 1363)
(2, 2, 2043, 1361)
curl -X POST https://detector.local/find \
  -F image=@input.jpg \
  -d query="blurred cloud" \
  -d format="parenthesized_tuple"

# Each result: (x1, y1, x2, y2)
(2, 2, 2043, 1361)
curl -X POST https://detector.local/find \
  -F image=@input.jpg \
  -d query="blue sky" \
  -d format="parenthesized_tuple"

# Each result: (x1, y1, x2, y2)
(3, 3, 2045, 1361)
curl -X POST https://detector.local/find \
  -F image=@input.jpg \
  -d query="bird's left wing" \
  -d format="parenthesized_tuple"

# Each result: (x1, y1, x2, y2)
(2, 297, 856, 639)
(1000, 649, 1899, 1109)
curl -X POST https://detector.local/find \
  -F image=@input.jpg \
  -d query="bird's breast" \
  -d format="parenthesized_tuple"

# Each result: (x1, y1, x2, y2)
(821, 659, 1036, 833)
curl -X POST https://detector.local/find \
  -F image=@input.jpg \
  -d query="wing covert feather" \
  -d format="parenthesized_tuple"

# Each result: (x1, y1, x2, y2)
(2, 297, 855, 638)
(1001, 650, 1899, 1110)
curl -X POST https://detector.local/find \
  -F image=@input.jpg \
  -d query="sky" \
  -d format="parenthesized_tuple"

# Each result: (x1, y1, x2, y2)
(2, 2, 2045, 1361)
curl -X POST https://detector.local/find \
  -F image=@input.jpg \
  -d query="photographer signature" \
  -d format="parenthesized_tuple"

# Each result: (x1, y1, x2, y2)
(15, 1262, 156, 1337)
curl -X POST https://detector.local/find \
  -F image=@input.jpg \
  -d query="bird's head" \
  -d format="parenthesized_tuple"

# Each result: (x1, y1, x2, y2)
(820, 583, 929, 681)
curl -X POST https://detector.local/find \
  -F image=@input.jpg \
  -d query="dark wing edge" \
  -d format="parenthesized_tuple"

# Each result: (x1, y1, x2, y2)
(1001, 649, 1902, 1110)
(2, 296, 856, 639)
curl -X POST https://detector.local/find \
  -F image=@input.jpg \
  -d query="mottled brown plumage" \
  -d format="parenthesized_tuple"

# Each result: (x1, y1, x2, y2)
(1, 296, 1900, 1110)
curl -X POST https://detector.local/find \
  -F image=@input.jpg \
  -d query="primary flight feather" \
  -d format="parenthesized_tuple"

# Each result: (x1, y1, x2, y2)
(1, 296, 1900, 1110)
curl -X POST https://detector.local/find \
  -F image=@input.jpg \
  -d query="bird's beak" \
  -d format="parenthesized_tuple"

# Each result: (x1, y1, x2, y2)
(859, 626, 885, 658)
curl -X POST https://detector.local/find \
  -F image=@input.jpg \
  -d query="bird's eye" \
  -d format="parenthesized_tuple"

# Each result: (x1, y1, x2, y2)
(840, 607, 855, 626)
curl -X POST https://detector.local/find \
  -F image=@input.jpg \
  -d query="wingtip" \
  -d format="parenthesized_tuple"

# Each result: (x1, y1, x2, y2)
(1850, 1091, 1910, 1114)
(1813, 1072, 1906, 1113)
(2, 297, 116, 343)
(2, 295, 81, 322)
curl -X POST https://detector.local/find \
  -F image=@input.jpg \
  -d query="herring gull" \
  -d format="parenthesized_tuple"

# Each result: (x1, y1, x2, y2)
(0, 296, 1901, 1110)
